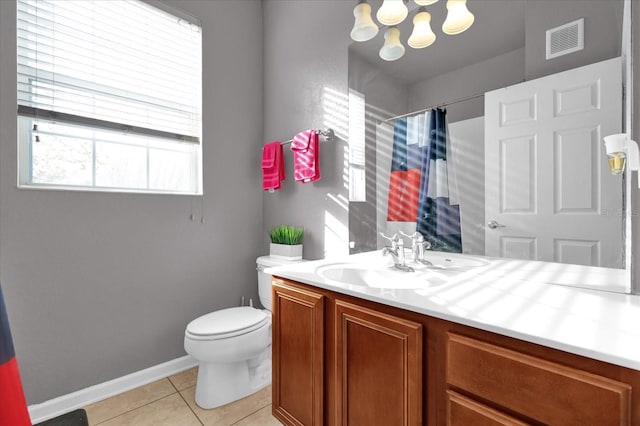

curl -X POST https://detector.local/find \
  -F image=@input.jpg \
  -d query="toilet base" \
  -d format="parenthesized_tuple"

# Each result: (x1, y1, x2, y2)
(194, 348, 271, 409)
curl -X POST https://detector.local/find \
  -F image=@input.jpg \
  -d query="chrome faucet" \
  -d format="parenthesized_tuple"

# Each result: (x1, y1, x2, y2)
(399, 231, 433, 266)
(380, 233, 414, 272)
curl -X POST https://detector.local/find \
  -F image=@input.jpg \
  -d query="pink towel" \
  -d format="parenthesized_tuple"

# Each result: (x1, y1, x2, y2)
(291, 129, 321, 183)
(262, 141, 285, 191)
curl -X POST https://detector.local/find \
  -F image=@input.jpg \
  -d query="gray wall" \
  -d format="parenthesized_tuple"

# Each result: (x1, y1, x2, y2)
(408, 48, 526, 123)
(0, 0, 264, 404)
(525, 0, 622, 81)
(262, 0, 353, 260)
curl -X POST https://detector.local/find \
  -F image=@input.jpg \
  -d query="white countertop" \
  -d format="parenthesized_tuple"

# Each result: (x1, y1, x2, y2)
(266, 250, 640, 371)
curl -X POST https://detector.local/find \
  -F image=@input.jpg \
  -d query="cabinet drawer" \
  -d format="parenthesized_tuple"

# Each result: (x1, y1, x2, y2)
(447, 390, 529, 426)
(446, 333, 631, 425)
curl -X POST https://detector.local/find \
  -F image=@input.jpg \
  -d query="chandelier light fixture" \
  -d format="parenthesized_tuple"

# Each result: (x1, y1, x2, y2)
(350, 0, 475, 61)
(379, 26, 406, 61)
(376, 0, 409, 26)
(408, 7, 436, 49)
(442, 0, 475, 35)
(351, 1, 379, 42)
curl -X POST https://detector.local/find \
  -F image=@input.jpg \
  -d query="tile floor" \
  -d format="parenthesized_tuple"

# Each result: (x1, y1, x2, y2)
(82, 367, 282, 426)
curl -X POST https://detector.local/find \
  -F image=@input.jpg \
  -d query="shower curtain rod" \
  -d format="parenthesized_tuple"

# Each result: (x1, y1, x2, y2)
(380, 91, 486, 123)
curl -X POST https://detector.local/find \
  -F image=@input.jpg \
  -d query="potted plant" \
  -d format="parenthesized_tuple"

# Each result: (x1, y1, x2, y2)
(269, 225, 303, 260)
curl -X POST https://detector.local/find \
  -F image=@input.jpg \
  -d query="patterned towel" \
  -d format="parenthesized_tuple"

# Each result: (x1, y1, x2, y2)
(291, 129, 321, 183)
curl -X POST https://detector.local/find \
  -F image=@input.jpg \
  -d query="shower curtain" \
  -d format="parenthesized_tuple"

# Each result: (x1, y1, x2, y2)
(416, 108, 462, 252)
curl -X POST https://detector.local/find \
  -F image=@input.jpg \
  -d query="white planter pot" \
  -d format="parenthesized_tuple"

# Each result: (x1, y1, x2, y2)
(269, 243, 303, 260)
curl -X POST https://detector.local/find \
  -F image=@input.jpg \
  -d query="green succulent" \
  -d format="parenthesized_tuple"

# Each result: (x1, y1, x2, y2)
(270, 225, 304, 245)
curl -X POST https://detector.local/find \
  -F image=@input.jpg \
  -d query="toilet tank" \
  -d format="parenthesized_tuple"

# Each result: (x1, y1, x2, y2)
(256, 256, 303, 311)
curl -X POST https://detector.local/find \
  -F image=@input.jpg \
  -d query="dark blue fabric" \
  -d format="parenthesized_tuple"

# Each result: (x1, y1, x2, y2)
(416, 108, 462, 253)
(390, 118, 407, 172)
(0, 283, 16, 365)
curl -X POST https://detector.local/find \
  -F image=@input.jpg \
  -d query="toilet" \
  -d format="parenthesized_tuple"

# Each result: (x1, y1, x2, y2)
(184, 255, 299, 409)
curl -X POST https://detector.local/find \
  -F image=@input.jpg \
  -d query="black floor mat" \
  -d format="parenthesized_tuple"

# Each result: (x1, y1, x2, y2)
(34, 409, 88, 426)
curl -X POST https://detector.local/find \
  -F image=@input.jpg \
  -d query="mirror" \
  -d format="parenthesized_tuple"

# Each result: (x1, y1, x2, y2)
(348, 0, 631, 291)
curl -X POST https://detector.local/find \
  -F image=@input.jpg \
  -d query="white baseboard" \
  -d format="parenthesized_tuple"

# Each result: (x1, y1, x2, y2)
(28, 355, 197, 424)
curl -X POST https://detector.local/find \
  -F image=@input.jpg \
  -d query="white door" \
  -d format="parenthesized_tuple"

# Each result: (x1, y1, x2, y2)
(485, 57, 623, 268)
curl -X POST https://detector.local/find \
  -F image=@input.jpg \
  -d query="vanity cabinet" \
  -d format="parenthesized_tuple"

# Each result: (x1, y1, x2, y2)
(272, 278, 640, 426)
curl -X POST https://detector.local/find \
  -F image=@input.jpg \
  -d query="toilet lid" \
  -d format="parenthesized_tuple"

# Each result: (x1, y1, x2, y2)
(186, 307, 269, 339)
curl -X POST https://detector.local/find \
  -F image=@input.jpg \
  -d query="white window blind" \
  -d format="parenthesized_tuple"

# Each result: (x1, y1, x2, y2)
(17, 0, 203, 194)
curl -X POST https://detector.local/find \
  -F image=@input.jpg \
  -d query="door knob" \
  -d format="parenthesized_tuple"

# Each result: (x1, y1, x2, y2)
(487, 220, 506, 229)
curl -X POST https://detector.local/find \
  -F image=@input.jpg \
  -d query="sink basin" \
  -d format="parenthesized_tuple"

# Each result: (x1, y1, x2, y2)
(317, 263, 430, 289)
(419, 252, 489, 270)
(315, 252, 489, 289)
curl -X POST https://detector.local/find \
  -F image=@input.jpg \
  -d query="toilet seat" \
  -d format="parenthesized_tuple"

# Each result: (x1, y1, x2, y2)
(186, 307, 269, 340)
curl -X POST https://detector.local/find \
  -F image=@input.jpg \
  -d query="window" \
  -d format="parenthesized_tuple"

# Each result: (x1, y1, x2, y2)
(17, 0, 202, 194)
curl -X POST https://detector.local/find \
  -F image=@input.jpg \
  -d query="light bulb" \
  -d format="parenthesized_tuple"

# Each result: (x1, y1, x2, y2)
(442, 0, 475, 35)
(414, 0, 438, 5)
(408, 8, 436, 49)
(608, 151, 627, 175)
(376, 0, 409, 26)
(351, 1, 379, 42)
(379, 26, 405, 61)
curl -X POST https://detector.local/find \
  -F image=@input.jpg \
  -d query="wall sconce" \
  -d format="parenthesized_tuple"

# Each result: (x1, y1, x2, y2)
(603, 133, 640, 187)
(351, 0, 379, 42)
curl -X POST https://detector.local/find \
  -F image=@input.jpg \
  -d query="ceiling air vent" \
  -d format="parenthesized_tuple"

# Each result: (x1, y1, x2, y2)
(546, 18, 584, 60)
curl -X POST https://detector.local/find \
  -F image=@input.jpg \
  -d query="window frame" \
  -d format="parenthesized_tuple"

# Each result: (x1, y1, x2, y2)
(16, 0, 203, 195)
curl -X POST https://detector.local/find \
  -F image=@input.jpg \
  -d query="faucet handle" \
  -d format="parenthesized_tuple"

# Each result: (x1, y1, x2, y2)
(380, 232, 399, 243)
(399, 231, 424, 243)
(380, 232, 401, 250)
(398, 230, 412, 240)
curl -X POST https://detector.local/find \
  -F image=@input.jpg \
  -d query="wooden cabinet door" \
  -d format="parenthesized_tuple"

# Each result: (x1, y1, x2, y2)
(272, 281, 324, 426)
(335, 300, 422, 426)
